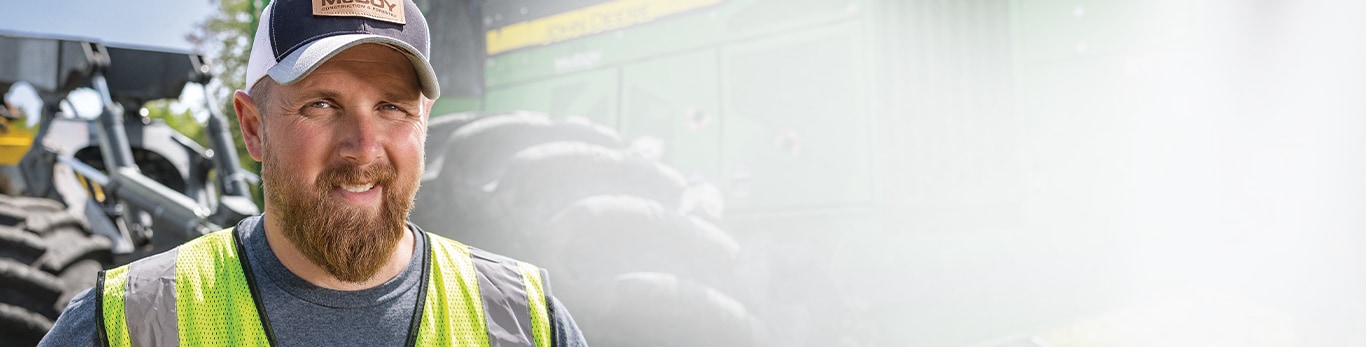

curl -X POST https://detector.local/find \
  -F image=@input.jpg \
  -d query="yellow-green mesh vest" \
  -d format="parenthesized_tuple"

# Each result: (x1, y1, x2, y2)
(95, 228, 553, 347)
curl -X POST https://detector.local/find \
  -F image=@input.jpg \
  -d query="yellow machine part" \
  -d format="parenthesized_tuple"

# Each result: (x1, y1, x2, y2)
(0, 123, 34, 166)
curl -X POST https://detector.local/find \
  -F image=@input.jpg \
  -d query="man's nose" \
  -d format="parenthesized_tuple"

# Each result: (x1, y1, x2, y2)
(339, 111, 382, 164)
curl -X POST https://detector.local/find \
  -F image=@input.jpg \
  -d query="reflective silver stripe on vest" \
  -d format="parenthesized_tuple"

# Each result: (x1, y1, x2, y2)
(471, 248, 538, 347)
(121, 247, 181, 347)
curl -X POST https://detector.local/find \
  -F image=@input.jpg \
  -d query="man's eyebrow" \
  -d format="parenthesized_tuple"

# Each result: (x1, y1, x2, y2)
(292, 89, 342, 102)
(382, 91, 422, 105)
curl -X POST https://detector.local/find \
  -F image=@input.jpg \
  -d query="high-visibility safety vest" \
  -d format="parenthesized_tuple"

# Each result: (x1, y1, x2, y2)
(95, 228, 555, 347)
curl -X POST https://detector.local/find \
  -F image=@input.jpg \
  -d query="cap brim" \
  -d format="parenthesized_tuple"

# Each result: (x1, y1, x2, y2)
(267, 34, 441, 99)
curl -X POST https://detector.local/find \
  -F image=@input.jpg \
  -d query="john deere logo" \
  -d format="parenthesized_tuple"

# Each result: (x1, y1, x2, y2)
(315, 0, 405, 24)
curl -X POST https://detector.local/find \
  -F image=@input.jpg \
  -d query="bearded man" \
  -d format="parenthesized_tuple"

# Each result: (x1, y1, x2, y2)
(39, 0, 586, 346)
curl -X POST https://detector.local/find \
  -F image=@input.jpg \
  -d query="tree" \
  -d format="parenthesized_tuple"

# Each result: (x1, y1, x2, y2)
(144, 100, 205, 147)
(187, 0, 267, 97)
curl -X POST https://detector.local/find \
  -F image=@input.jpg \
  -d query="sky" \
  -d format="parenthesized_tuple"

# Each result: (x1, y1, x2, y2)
(2, 0, 218, 121)
(1, 0, 214, 50)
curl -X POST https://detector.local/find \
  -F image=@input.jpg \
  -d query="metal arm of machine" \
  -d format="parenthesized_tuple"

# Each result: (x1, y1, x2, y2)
(199, 84, 260, 226)
(58, 155, 219, 239)
(106, 166, 218, 238)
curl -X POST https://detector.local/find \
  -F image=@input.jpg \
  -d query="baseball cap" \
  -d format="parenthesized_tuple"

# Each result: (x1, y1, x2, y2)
(244, 0, 440, 99)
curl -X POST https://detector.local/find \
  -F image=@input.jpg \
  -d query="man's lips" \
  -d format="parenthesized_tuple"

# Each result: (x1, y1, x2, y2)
(333, 182, 383, 205)
(341, 182, 376, 193)
(319, 162, 396, 203)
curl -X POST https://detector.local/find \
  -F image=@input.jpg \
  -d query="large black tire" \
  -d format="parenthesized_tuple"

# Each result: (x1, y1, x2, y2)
(0, 195, 111, 346)
(414, 112, 765, 346)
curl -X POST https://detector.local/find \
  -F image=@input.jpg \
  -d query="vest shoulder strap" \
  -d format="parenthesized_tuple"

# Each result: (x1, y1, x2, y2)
(97, 229, 270, 347)
(415, 232, 488, 346)
(422, 233, 554, 347)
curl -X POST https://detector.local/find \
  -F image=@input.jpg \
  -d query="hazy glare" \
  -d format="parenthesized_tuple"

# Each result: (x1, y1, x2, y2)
(821, 0, 1366, 345)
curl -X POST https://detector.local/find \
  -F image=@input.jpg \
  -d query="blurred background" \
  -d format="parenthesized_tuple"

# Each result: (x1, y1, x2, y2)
(6, 0, 1366, 346)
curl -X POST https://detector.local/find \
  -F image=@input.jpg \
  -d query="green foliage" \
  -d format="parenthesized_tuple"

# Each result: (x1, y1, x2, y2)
(0, 103, 36, 133)
(143, 100, 206, 147)
(187, 0, 268, 95)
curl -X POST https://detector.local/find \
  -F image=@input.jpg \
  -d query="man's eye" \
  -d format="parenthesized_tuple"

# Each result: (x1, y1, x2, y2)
(309, 101, 333, 109)
(379, 104, 400, 111)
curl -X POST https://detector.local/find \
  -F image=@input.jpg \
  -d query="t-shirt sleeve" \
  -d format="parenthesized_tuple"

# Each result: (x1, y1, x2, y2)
(37, 287, 99, 347)
(550, 296, 588, 347)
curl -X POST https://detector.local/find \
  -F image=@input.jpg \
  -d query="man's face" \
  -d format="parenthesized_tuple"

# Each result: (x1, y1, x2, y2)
(241, 43, 428, 282)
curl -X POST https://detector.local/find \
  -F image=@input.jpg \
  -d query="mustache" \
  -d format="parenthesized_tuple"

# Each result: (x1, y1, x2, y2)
(316, 161, 397, 189)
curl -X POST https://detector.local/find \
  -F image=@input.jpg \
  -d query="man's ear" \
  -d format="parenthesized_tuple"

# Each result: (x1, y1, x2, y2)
(233, 90, 265, 161)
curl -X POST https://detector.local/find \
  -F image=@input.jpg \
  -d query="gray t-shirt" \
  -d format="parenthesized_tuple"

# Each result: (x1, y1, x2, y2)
(39, 216, 586, 346)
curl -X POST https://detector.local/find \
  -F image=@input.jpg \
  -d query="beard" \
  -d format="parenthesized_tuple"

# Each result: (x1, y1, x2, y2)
(262, 154, 419, 283)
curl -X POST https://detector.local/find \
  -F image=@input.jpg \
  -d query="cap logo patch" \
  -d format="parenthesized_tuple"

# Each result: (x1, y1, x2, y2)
(314, 0, 405, 24)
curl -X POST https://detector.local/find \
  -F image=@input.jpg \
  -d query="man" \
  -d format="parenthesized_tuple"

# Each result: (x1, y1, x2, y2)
(39, 0, 586, 346)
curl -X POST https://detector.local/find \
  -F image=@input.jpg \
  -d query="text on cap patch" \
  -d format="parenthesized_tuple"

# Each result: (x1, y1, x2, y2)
(314, 0, 405, 24)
